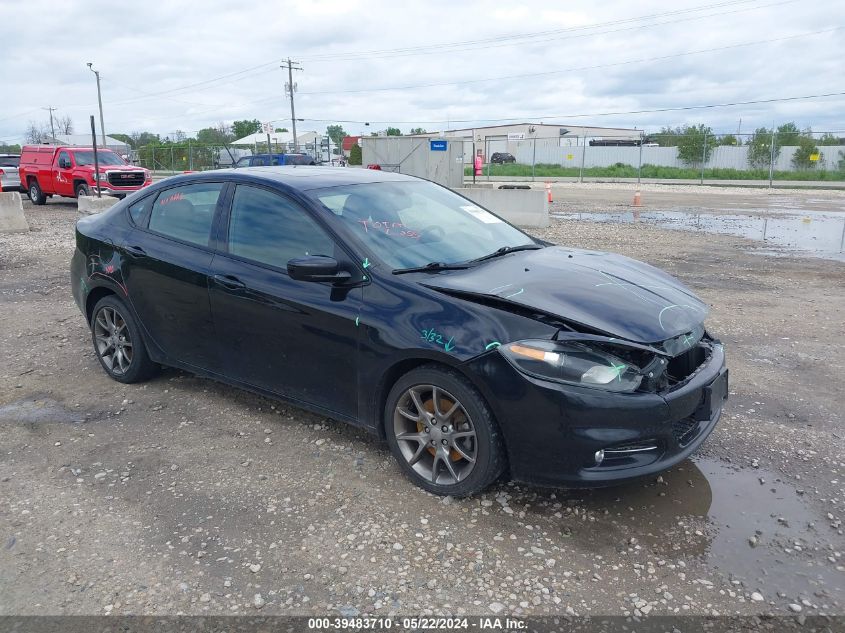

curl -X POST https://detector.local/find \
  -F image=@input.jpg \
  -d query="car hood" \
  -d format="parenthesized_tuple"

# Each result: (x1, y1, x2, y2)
(421, 246, 709, 344)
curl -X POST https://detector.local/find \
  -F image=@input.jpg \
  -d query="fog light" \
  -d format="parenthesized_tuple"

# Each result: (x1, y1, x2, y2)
(594, 449, 605, 465)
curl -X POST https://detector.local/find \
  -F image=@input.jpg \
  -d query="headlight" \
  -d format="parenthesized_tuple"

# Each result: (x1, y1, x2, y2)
(144, 170, 151, 180)
(499, 340, 643, 393)
(93, 172, 108, 180)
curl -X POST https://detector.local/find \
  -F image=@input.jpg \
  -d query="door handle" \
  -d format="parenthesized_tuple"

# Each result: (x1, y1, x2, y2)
(213, 274, 246, 290)
(125, 245, 147, 257)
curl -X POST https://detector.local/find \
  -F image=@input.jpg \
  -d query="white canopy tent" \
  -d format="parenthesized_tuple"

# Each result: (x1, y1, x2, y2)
(230, 131, 293, 148)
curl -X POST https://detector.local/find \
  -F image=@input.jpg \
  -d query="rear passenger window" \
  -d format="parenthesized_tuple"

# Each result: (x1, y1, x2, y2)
(148, 183, 223, 247)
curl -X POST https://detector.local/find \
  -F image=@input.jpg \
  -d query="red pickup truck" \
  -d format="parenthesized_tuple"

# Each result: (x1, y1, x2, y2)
(18, 145, 151, 205)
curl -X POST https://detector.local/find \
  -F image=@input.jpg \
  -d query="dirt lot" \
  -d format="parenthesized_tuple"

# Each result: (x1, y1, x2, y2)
(0, 188, 843, 618)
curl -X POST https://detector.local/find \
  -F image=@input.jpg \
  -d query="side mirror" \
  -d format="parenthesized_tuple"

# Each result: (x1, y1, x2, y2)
(287, 255, 352, 283)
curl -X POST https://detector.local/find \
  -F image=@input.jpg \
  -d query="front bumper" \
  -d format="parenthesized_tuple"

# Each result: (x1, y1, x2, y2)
(466, 340, 727, 487)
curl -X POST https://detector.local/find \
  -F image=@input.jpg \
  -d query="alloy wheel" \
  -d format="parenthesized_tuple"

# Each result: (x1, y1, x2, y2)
(393, 385, 477, 485)
(93, 306, 133, 375)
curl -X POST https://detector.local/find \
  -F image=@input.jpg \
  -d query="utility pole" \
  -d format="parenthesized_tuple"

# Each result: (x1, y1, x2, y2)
(42, 106, 57, 140)
(87, 63, 106, 147)
(282, 58, 302, 151)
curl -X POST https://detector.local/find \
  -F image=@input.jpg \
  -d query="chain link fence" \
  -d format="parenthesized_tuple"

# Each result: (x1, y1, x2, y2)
(464, 128, 845, 184)
(133, 141, 325, 175)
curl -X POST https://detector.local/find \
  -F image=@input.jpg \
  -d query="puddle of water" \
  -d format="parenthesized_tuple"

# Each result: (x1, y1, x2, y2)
(552, 210, 845, 262)
(580, 458, 843, 599)
(0, 397, 85, 424)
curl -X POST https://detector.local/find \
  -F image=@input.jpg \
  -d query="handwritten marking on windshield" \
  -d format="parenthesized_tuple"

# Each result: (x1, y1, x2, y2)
(503, 288, 524, 299)
(421, 328, 456, 353)
(362, 258, 370, 268)
(485, 341, 502, 351)
(357, 219, 420, 239)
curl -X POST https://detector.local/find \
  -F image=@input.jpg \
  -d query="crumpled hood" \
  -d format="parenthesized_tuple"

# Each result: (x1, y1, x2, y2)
(422, 246, 709, 344)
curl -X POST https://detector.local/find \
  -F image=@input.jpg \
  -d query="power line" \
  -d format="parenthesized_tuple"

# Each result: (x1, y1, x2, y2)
(266, 90, 845, 126)
(297, 0, 768, 61)
(298, 27, 841, 96)
(299, 0, 797, 62)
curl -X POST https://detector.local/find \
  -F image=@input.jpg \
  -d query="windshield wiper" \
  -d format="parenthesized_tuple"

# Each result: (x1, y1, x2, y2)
(393, 261, 471, 275)
(466, 243, 543, 264)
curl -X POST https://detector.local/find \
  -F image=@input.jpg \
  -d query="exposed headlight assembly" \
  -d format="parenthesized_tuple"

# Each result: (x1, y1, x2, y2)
(500, 339, 644, 393)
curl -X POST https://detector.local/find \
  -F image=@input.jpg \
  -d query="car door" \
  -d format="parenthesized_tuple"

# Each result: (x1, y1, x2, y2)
(208, 183, 362, 418)
(53, 151, 75, 196)
(122, 181, 227, 369)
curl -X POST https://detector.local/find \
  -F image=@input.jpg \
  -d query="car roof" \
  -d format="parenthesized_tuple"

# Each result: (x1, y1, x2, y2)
(165, 166, 422, 191)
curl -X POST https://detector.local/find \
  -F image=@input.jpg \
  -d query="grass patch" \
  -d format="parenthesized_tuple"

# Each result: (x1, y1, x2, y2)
(464, 163, 845, 181)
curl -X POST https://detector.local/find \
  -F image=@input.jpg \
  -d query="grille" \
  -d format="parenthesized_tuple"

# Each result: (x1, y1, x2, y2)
(673, 418, 699, 446)
(107, 171, 145, 187)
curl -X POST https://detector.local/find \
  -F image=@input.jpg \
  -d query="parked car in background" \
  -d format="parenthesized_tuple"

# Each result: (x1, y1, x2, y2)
(490, 152, 516, 164)
(18, 145, 151, 204)
(0, 153, 21, 191)
(233, 153, 316, 167)
(70, 167, 727, 496)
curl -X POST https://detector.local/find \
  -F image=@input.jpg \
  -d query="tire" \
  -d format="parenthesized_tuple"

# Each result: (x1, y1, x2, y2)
(90, 295, 159, 384)
(384, 364, 506, 496)
(28, 180, 46, 205)
(75, 183, 90, 198)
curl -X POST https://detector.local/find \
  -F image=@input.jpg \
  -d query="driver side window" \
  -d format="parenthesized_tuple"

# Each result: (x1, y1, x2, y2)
(228, 185, 335, 270)
(58, 151, 71, 169)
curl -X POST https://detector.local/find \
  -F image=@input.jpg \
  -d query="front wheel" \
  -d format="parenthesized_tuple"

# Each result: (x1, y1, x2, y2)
(75, 183, 90, 198)
(385, 365, 506, 496)
(90, 295, 159, 383)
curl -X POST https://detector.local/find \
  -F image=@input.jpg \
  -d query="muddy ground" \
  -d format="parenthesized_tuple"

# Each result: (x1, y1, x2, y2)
(0, 189, 842, 618)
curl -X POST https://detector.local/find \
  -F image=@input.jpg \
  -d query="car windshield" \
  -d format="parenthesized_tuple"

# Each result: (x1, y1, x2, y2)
(308, 180, 536, 270)
(73, 151, 126, 166)
(0, 156, 20, 167)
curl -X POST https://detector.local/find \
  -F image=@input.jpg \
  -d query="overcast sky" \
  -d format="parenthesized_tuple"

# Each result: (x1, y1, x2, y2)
(1, 0, 843, 143)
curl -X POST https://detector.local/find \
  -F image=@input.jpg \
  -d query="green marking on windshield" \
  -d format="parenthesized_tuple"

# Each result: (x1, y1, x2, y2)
(355, 316, 360, 327)
(362, 258, 370, 269)
(485, 341, 502, 351)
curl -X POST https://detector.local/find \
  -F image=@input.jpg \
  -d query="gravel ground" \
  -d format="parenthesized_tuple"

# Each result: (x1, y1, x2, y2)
(0, 191, 842, 618)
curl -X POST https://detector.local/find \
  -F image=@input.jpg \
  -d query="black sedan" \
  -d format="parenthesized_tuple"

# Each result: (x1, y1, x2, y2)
(71, 167, 727, 496)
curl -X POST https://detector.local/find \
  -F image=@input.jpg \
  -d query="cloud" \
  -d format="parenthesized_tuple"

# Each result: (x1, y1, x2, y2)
(0, 0, 843, 143)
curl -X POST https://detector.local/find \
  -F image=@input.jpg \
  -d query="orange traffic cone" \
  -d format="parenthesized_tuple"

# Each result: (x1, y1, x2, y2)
(545, 181, 552, 203)
(632, 189, 642, 207)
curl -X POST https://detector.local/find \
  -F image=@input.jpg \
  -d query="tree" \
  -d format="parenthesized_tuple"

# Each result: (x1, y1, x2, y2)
(676, 124, 716, 166)
(747, 127, 776, 168)
(232, 119, 261, 139)
(655, 126, 682, 147)
(385, 127, 402, 136)
(25, 121, 45, 143)
(348, 143, 362, 165)
(130, 131, 161, 147)
(110, 133, 135, 147)
(196, 125, 232, 145)
(326, 124, 347, 147)
(791, 137, 822, 169)
(409, 127, 427, 135)
(775, 122, 801, 147)
(0, 143, 21, 153)
(56, 115, 73, 135)
(274, 127, 289, 133)
(818, 133, 842, 146)
(719, 134, 740, 146)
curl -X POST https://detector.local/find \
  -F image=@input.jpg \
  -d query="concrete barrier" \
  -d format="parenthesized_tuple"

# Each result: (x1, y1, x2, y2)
(0, 191, 29, 233)
(78, 195, 119, 215)
(453, 187, 549, 228)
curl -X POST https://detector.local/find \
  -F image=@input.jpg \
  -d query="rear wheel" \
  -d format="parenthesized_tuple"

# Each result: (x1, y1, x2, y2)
(90, 295, 158, 384)
(385, 365, 506, 496)
(28, 180, 46, 205)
